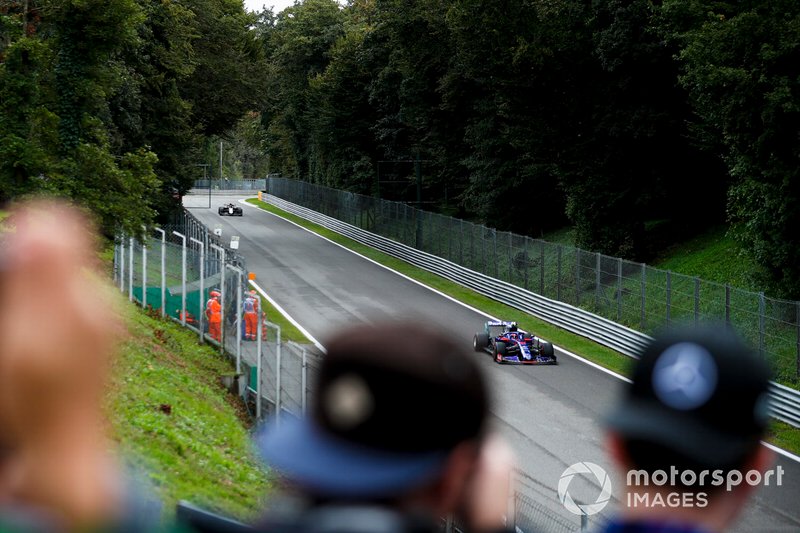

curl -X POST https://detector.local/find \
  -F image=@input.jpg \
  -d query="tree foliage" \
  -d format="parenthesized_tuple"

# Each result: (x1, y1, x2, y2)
(255, 0, 800, 297)
(0, 0, 264, 235)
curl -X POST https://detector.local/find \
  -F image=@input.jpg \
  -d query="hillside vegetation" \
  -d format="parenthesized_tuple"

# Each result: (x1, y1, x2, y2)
(106, 297, 271, 521)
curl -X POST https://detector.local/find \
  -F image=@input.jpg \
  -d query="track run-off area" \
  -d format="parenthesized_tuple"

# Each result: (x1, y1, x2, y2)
(186, 193, 800, 532)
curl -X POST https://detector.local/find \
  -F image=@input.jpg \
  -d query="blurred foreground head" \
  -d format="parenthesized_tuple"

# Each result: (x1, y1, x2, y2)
(0, 199, 124, 529)
(604, 323, 773, 531)
(258, 322, 490, 502)
(606, 323, 771, 472)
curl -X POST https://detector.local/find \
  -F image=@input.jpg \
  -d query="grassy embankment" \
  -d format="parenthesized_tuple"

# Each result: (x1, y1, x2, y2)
(106, 286, 272, 521)
(246, 198, 800, 457)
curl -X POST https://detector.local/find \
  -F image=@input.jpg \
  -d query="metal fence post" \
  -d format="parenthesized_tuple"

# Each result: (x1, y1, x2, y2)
(493, 230, 498, 279)
(113, 241, 119, 285)
(459, 218, 464, 266)
(759, 292, 765, 358)
(155, 228, 166, 317)
(301, 346, 308, 415)
(236, 269, 243, 373)
(508, 233, 513, 282)
(617, 258, 622, 322)
(725, 284, 731, 330)
(142, 236, 147, 309)
(190, 237, 205, 343)
(540, 240, 545, 295)
(556, 245, 562, 302)
(275, 324, 282, 427)
(640, 263, 646, 330)
(666, 271, 672, 325)
(119, 238, 126, 291)
(212, 244, 226, 355)
(128, 237, 134, 301)
(594, 252, 601, 310)
(256, 306, 262, 420)
(576, 251, 581, 307)
(694, 277, 700, 325)
(173, 231, 187, 325)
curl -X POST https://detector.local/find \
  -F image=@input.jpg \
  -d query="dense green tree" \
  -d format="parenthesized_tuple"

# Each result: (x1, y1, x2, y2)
(259, 0, 346, 179)
(670, 0, 800, 297)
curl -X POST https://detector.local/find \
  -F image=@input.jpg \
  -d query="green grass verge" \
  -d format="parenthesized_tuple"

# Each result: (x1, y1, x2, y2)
(652, 226, 758, 291)
(107, 297, 271, 522)
(247, 198, 800, 457)
(257, 295, 308, 343)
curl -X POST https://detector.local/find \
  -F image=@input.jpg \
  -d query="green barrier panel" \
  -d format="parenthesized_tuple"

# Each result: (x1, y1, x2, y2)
(131, 286, 215, 325)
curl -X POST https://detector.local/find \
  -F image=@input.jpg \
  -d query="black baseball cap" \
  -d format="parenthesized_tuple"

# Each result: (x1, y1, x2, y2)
(256, 322, 489, 498)
(606, 323, 771, 469)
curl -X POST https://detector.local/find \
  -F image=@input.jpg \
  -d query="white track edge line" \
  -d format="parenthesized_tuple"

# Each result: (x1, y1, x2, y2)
(244, 198, 800, 464)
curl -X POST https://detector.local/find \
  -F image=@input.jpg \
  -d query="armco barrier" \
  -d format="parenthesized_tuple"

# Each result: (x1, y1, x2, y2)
(262, 194, 800, 428)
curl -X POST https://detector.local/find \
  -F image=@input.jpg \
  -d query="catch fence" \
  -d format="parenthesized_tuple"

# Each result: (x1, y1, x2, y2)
(265, 178, 800, 389)
(112, 209, 321, 424)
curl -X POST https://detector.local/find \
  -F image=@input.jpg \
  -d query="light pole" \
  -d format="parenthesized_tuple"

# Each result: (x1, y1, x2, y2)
(190, 237, 204, 342)
(172, 231, 186, 325)
(154, 228, 166, 317)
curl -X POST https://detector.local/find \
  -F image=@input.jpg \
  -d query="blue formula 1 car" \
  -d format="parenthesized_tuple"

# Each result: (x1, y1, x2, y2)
(473, 321, 557, 365)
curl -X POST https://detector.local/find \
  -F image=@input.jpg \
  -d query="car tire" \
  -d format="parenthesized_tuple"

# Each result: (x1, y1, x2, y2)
(473, 333, 489, 352)
(540, 340, 555, 358)
(493, 341, 507, 363)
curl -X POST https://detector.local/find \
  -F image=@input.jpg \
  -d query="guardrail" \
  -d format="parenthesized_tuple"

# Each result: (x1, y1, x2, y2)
(262, 194, 800, 428)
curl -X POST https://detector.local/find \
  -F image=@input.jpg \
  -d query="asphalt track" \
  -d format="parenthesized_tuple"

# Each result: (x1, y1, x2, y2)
(187, 193, 800, 532)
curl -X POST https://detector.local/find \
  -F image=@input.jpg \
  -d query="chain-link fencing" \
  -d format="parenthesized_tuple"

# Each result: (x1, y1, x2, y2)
(112, 209, 319, 425)
(265, 177, 800, 387)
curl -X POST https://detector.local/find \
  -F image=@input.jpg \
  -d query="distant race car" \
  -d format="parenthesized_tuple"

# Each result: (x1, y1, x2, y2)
(473, 320, 557, 365)
(218, 203, 243, 216)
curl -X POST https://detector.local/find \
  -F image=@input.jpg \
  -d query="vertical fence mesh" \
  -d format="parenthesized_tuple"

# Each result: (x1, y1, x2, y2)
(266, 177, 800, 386)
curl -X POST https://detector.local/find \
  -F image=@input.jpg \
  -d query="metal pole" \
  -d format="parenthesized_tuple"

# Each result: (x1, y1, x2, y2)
(508, 233, 513, 282)
(113, 241, 119, 285)
(172, 231, 186, 325)
(236, 269, 242, 373)
(212, 244, 226, 355)
(155, 228, 166, 317)
(556, 245, 562, 301)
(540, 240, 545, 295)
(725, 284, 731, 330)
(224, 263, 244, 372)
(641, 263, 646, 330)
(128, 237, 134, 302)
(617, 258, 622, 322)
(666, 271, 672, 325)
(301, 346, 307, 415)
(142, 236, 147, 309)
(759, 292, 765, 358)
(275, 324, 282, 427)
(576, 251, 581, 307)
(256, 304, 262, 420)
(190, 237, 204, 343)
(595, 252, 601, 310)
(119, 238, 125, 291)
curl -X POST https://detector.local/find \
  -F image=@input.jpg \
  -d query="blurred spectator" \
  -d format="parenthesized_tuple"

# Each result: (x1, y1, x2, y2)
(0, 200, 157, 531)
(254, 322, 515, 533)
(602, 324, 773, 533)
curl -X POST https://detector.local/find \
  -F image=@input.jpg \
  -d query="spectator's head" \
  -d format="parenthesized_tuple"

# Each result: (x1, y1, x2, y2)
(605, 324, 773, 527)
(257, 322, 489, 515)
